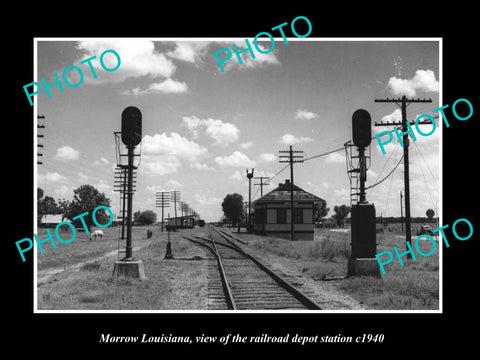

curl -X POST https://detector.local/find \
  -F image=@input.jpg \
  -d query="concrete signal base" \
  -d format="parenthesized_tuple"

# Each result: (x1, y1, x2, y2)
(113, 258, 146, 280)
(347, 258, 381, 278)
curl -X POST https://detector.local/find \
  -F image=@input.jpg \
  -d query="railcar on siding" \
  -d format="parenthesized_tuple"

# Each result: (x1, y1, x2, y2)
(165, 215, 195, 231)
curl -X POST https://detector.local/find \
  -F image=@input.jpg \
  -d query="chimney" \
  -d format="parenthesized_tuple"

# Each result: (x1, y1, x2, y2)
(285, 179, 290, 184)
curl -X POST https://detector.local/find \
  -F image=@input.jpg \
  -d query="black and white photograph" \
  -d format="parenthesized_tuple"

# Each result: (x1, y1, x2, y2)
(7, 7, 478, 354)
(32, 37, 441, 313)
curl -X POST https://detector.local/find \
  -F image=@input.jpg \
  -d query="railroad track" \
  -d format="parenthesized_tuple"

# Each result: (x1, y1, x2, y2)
(183, 226, 322, 310)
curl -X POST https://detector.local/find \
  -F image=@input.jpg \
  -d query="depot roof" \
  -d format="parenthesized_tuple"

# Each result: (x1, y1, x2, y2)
(252, 179, 324, 204)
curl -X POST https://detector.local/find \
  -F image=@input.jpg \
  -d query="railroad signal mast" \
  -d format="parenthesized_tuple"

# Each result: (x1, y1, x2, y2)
(279, 145, 304, 241)
(348, 109, 380, 277)
(112, 106, 145, 279)
(114, 165, 137, 241)
(374, 95, 432, 258)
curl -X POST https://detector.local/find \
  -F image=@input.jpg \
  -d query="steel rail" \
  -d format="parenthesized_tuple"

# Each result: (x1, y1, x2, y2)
(208, 228, 237, 310)
(211, 226, 322, 310)
(183, 234, 237, 310)
(181, 236, 216, 256)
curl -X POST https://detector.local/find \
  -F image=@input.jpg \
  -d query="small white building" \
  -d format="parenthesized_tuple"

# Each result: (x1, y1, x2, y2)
(39, 214, 64, 228)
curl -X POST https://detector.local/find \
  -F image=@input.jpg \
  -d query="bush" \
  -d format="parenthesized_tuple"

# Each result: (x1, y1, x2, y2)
(137, 210, 157, 225)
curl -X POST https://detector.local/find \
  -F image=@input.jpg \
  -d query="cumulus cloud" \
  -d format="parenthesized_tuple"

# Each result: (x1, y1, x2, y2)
(165, 179, 182, 188)
(194, 193, 222, 206)
(190, 163, 215, 171)
(388, 69, 439, 97)
(379, 109, 402, 123)
(142, 132, 207, 159)
(38, 172, 66, 183)
(78, 172, 88, 181)
(166, 41, 211, 64)
(215, 151, 256, 167)
(94, 157, 109, 166)
(141, 132, 207, 175)
(258, 153, 276, 162)
(280, 133, 313, 145)
(55, 145, 80, 161)
(229, 171, 243, 181)
(240, 142, 253, 149)
(74, 40, 176, 83)
(94, 179, 113, 195)
(53, 185, 71, 198)
(73, 40, 195, 98)
(182, 116, 239, 146)
(142, 155, 181, 176)
(295, 109, 318, 120)
(123, 78, 188, 95)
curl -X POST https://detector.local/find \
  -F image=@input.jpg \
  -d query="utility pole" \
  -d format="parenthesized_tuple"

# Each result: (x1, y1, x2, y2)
(243, 201, 248, 229)
(400, 191, 404, 233)
(246, 169, 254, 231)
(156, 191, 170, 232)
(254, 176, 270, 197)
(374, 95, 432, 258)
(171, 190, 180, 221)
(279, 145, 304, 240)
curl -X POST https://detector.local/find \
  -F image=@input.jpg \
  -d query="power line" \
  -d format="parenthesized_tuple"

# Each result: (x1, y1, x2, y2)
(412, 144, 437, 209)
(266, 163, 289, 184)
(412, 140, 439, 187)
(366, 143, 398, 197)
(365, 154, 404, 190)
(303, 146, 344, 162)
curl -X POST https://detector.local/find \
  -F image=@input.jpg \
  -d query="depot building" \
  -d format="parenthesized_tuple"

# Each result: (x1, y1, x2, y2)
(252, 179, 324, 240)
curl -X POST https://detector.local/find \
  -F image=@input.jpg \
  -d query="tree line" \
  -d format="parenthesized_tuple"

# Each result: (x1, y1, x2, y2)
(38, 184, 201, 228)
(38, 184, 110, 230)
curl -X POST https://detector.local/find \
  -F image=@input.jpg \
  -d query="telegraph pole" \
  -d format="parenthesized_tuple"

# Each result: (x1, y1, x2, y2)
(254, 176, 270, 197)
(171, 190, 180, 221)
(374, 95, 432, 258)
(156, 191, 170, 232)
(279, 146, 304, 240)
(400, 191, 404, 233)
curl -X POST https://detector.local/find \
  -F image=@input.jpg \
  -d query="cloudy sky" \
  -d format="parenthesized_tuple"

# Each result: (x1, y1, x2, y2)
(35, 38, 440, 222)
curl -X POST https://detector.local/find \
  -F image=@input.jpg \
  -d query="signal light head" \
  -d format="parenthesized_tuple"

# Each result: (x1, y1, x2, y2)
(352, 109, 372, 148)
(121, 106, 142, 147)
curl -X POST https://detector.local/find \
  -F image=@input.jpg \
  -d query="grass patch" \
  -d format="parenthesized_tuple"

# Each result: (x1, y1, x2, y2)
(80, 261, 102, 272)
(36, 225, 158, 270)
(37, 229, 208, 310)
